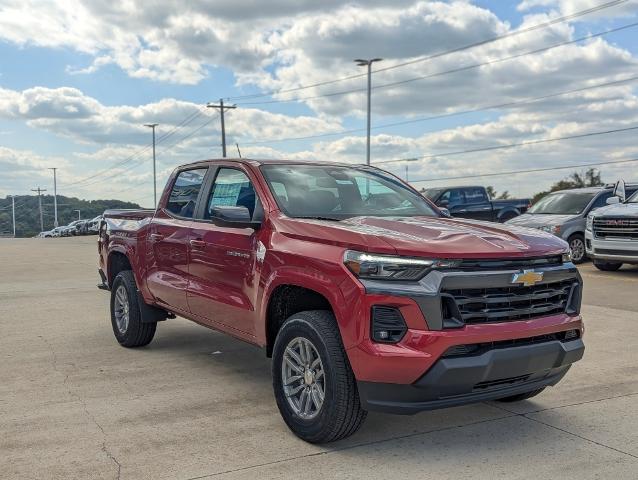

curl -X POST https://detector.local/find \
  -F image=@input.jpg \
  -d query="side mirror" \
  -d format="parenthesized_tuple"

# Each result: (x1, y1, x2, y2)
(210, 206, 260, 229)
(438, 199, 449, 208)
(606, 196, 621, 205)
(439, 208, 451, 218)
(612, 179, 626, 202)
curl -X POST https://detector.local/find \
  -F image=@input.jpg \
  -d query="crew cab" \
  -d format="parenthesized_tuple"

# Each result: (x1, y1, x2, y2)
(98, 159, 584, 443)
(422, 185, 531, 223)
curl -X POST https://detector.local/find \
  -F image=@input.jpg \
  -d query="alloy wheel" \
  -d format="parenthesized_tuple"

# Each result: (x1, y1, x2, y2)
(113, 285, 130, 334)
(281, 337, 325, 420)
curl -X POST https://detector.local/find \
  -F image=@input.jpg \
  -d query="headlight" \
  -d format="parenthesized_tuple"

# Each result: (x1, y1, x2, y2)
(539, 225, 561, 235)
(343, 250, 458, 281)
(586, 215, 593, 231)
(562, 251, 572, 263)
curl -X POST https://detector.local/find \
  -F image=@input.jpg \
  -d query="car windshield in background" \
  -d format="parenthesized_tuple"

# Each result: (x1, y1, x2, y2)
(528, 191, 597, 215)
(421, 188, 443, 201)
(260, 164, 439, 219)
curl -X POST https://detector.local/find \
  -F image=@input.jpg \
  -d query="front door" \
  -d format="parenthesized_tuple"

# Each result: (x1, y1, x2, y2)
(187, 167, 263, 336)
(146, 167, 208, 312)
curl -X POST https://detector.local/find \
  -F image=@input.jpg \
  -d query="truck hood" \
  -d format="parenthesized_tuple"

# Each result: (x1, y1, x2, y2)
(505, 213, 579, 228)
(276, 215, 567, 258)
(590, 203, 638, 218)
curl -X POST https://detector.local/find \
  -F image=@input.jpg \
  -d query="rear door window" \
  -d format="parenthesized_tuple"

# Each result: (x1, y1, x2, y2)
(464, 187, 488, 204)
(166, 168, 207, 218)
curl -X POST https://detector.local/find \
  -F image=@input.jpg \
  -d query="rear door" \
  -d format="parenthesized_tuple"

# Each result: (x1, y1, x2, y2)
(145, 167, 208, 313)
(187, 166, 263, 336)
(455, 187, 493, 221)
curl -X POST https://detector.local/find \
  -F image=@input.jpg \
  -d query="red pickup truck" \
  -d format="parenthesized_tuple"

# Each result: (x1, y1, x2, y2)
(98, 159, 584, 443)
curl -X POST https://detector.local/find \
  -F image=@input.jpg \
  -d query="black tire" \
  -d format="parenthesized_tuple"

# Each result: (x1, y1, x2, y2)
(496, 387, 546, 403)
(593, 260, 623, 271)
(110, 270, 156, 347)
(499, 211, 518, 223)
(568, 234, 586, 264)
(272, 310, 367, 443)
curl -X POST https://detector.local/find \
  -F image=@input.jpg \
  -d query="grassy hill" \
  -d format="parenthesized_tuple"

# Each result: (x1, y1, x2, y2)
(0, 195, 142, 238)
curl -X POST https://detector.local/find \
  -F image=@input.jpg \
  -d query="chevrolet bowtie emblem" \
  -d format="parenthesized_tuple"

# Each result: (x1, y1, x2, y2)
(511, 270, 544, 287)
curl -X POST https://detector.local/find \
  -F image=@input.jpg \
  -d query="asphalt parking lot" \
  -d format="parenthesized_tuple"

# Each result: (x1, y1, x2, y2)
(1, 236, 637, 480)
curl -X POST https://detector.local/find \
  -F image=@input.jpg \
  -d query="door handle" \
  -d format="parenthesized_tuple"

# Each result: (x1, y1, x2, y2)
(190, 239, 206, 249)
(150, 233, 164, 242)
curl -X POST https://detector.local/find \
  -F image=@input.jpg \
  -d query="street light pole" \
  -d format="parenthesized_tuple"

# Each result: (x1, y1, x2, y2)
(355, 58, 382, 165)
(49, 167, 58, 227)
(31, 187, 46, 232)
(144, 123, 159, 207)
(10, 195, 16, 237)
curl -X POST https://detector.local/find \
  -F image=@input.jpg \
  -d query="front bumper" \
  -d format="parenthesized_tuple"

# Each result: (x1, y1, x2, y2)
(585, 230, 638, 264)
(358, 337, 584, 414)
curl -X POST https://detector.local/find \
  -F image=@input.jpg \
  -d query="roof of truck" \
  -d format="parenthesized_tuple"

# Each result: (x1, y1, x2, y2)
(179, 158, 370, 168)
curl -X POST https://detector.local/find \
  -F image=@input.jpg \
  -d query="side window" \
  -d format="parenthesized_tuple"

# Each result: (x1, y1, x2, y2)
(206, 168, 258, 219)
(166, 168, 207, 218)
(589, 192, 612, 212)
(464, 187, 488, 204)
(439, 189, 464, 206)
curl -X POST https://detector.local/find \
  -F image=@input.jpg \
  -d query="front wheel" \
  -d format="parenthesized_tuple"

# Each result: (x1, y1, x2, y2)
(110, 271, 156, 347)
(593, 260, 623, 271)
(272, 310, 367, 443)
(568, 234, 586, 264)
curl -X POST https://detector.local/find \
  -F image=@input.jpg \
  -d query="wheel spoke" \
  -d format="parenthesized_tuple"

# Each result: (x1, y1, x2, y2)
(284, 374, 303, 386)
(310, 385, 323, 409)
(285, 346, 304, 369)
(284, 356, 303, 374)
(314, 368, 324, 381)
(285, 384, 304, 397)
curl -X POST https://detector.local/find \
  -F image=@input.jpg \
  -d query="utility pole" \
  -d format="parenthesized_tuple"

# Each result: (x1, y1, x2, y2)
(10, 195, 16, 237)
(31, 187, 47, 232)
(74, 209, 81, 220)
(405, 164, 409, 183)
(207, 99, 236, 157)
(48, 167, 58, 227)
(144, 123, 159, 207)
(355, 58, 383, 165)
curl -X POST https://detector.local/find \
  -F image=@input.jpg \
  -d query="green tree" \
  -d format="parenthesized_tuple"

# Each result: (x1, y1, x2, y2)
(531, 168, 604, 204)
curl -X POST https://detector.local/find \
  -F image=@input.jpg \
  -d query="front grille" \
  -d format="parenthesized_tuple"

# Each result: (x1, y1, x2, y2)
(474, 374, 531, 391)
(593, 217, 638, 240)
(441, 329, 580, 358)
(442, 279, 577, 325)
(455, 256, 563, 271)
(595, 248, 638, 257)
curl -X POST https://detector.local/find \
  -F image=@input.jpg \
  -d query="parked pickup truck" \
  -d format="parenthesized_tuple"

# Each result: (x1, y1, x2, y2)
(586, 187, 638, 271)
(98, 159, 584, 443)
(422, 185, 531, 223)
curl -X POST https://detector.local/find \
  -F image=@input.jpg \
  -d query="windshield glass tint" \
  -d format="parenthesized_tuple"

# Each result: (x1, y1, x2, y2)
(260, 164, 438, 219)
(529, 191, 596, 215)
(627, 191, 638, 203)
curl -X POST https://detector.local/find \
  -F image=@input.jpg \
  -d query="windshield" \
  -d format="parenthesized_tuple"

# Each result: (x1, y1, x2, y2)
(421, 188, 443, 201)
(529, 191, 597, 215)
(260, 164, 439, 219)
(627, 191, 638, 203)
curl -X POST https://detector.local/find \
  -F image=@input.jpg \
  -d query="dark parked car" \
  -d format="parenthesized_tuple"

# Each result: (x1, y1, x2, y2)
(422, 186, 531, 222)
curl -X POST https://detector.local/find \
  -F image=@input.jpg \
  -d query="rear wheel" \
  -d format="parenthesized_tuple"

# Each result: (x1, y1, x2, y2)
(568, 234, 586, 264)
(593, 260, 623, 271)
(272, 310, 367, 443)
(496, 387, 545, 403)
(110, 270, 156, 347)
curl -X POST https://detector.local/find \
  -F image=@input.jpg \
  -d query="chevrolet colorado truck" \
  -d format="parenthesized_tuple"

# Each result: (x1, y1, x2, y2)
(98, 159, 585, 443)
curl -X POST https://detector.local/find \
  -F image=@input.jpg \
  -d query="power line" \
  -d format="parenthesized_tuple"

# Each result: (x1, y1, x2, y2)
(63, 106, 207, 188)
(236, 21, 638, 106)
(378, 125, 638, 165)
(408, 156, 638, 184)
(238, 74, 638, 146)
(226, 0, 628, 102)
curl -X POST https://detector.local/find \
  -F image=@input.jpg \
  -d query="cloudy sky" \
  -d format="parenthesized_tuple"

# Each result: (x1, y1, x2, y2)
(1, 0, 637, 208)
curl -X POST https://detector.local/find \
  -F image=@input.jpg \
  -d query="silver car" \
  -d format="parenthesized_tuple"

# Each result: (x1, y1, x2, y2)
(506, 184, 638, 263)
